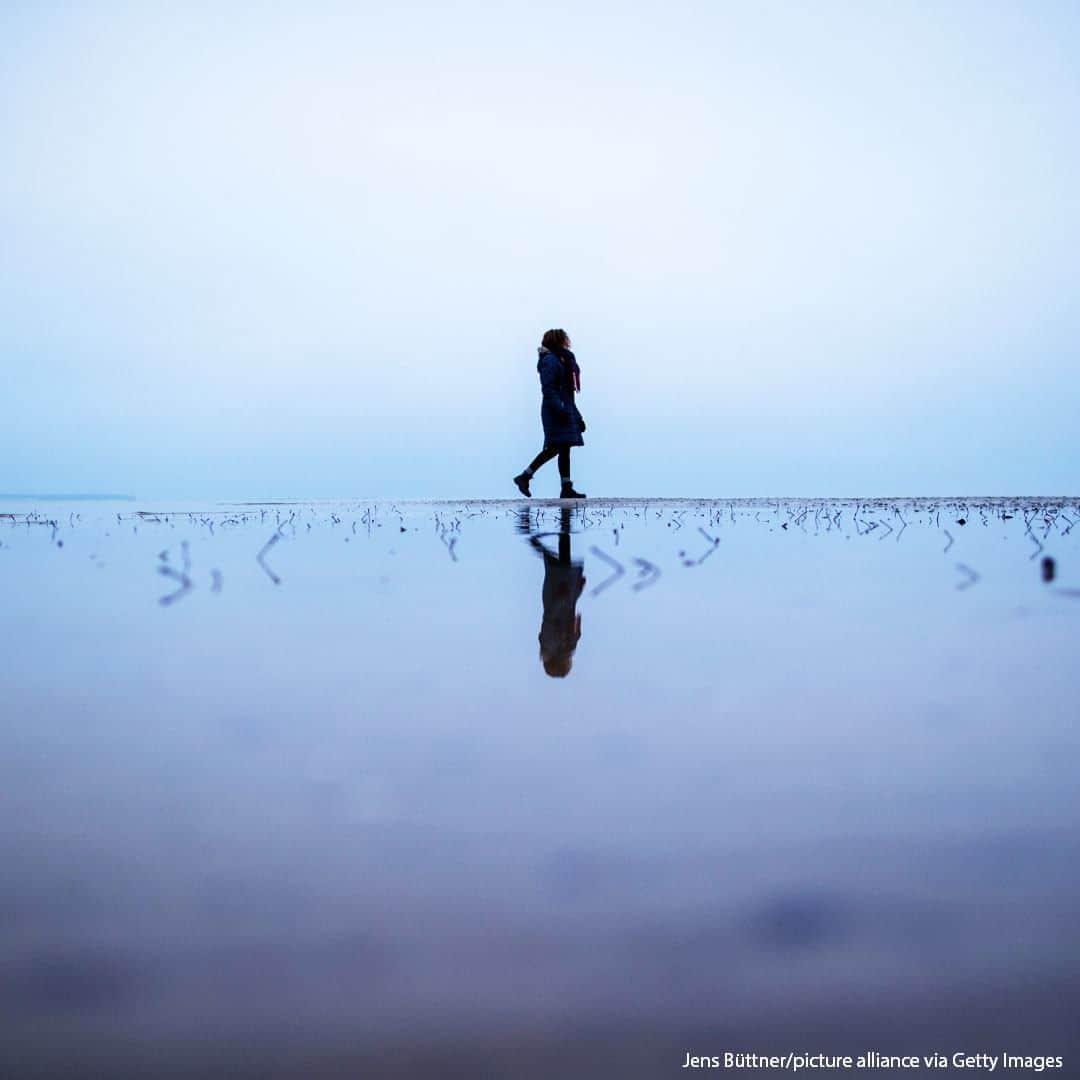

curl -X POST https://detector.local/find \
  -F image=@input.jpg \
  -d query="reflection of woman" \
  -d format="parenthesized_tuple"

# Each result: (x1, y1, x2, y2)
(523, 508, 586, 678)
(513, 329, 587, 499)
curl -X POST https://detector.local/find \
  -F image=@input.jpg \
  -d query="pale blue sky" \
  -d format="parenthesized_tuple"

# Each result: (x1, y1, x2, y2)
(3, 1, 1078, 498)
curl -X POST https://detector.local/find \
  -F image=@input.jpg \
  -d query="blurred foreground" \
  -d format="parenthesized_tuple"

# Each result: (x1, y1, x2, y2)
(2, 497, 1078, 1076)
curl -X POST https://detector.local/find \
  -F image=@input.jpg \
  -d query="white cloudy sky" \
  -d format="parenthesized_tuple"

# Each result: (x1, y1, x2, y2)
(3, 0, 1078, 498)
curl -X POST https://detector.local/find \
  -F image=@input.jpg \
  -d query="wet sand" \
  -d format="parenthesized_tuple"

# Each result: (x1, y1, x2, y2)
(2, 497, 1078, 1076)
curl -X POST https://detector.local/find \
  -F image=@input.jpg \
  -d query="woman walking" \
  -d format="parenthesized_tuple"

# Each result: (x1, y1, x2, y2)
(513, 328, 587, 499)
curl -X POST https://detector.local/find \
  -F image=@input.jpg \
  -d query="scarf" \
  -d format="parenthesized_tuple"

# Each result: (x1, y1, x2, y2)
(539, 346, 581, 392)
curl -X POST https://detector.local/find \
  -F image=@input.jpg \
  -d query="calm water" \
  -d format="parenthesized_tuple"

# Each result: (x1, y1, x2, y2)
(2, 497, 1079, 1076)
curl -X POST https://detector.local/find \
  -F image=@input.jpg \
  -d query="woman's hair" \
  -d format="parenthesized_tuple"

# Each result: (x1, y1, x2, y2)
(542, 649, 573, 678)
(541, 328, 569, 352)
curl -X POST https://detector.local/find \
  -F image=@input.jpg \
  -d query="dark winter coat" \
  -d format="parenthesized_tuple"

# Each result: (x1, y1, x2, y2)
(538, 346, 585, 448)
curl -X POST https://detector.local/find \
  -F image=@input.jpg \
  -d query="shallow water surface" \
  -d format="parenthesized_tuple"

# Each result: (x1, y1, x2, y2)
(2, 497, 1078, 1076)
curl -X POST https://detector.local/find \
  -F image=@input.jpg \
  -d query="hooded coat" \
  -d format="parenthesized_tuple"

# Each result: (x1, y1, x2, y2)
(538, 346, 585, 448)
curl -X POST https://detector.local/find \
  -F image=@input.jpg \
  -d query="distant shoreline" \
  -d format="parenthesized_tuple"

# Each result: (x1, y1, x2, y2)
(1, 494, 1077, 508)
(0, 493, 136, 501)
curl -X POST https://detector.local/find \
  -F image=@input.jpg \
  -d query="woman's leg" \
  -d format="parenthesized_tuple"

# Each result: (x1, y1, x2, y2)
(558, 446, 571, 484)
(558, 447, 585, 497)
(524, 446, 559, 476)
(558, 506, 572, 563)
(514, 446, 560, 496)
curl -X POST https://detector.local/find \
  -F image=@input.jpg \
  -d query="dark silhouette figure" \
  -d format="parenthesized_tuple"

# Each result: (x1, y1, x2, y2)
(513, 328, 587, 499)
(517, 507, 586, 677)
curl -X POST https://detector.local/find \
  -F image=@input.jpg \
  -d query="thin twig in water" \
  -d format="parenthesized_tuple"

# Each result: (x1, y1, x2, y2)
(158, 565, 193, 606)
(681, 527, 720, 567)
(893, 508, 907, 542)
(589, 546, 625, 596)
(632, 557, 661, 591)
(955, 563, 980, 591)
(257, 533, 283, 584)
